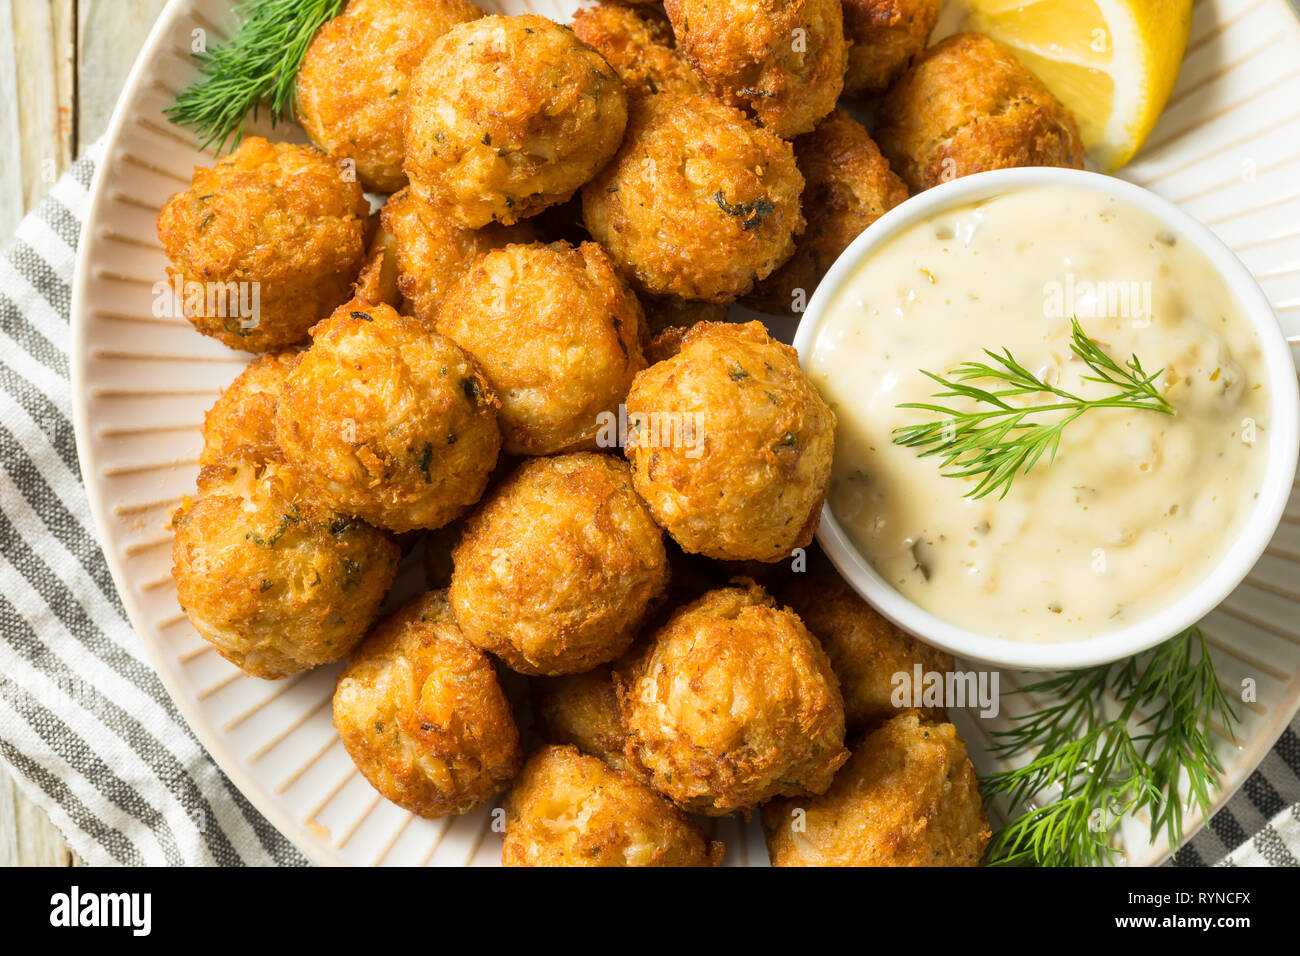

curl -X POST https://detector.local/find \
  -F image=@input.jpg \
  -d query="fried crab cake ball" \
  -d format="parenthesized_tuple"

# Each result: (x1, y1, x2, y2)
(436, 241, 645, 456)
(533, 665, 631, 772)
(450, 453, 669, 676)
(157, 137, 369, 352)
(842, 0, 939, 96)
(275, 300, 502, 533)
(762, 713, 990, 866)
(296, 0, 484, 193)
(748, 109, 908, 314)
(782, 570, 954, 733)
(617, 583, 848, 815)
(199, 350, 299, 466)
(624, 321, 835, 562)
(875, 32, 1085, 194)
(172, 458, 399, 679)
(502, 746, 723, 867)
(663, 0, 846, 138)
(403, 15, 629, 228)
(583, 91, 804, 303)
(381, 186, 536, 328)
(333, 591, 522, 817)
(572, 1, 708, 99)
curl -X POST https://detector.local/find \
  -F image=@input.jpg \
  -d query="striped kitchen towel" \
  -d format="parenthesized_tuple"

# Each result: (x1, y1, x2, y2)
(0, 144, 1296, 867)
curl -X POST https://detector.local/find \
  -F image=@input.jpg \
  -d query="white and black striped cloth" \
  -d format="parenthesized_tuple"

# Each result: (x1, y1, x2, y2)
(0, 146, 1296, 867)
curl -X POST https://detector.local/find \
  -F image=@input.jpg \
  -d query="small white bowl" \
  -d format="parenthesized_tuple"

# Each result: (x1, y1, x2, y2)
(793, 166, 1300, 671)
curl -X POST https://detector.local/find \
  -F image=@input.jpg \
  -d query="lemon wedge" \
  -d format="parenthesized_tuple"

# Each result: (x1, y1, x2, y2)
(950, 0, 1193, 171)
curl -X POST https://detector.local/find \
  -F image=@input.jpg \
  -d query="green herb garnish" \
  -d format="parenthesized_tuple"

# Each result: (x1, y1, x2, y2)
(714, 191, 775, 231)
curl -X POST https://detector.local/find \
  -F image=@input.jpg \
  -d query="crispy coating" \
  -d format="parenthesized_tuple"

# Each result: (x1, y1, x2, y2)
(624, 321, 835, 562)
(782, 570, 953, 733)
(381, 186, 536, 328)
(532, 666, 631, 771)
(502, 745, 723, 866)
(275, 300, 502, 533)
(572, 1, 708, 99)
(664, 0, 846, 138)
(156, 137, 369, 352)
(403, 15, 629, 228)
(842, 0, 939, 96)
(762, 714, 990, 866)
(875, 33, 1085, 193)
(583, 92, 804, 303)
(747, 109, 907, 314)
(450, 453, 669, 675)
(352, 218, 402, 310)
(199, 350, 299, 466)
(436, 241, 646, 455)
(617, 582, 848, 815)
(296, 0, 485, 193)
(333, 591, 522, 816)
(171, 458, 399, 679)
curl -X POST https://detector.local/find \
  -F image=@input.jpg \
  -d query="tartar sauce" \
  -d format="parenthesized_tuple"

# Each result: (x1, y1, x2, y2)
(809, 184, 1271, 642)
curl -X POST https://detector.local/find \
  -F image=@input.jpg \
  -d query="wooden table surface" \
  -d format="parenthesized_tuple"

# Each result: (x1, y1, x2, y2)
(0, 0, 168, 866)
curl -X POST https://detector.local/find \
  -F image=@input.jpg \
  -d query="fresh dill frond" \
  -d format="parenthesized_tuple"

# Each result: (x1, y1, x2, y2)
(165, 0, 345, 153)
(981, 626, 1237, 866)
(892, 317, 1175, 499)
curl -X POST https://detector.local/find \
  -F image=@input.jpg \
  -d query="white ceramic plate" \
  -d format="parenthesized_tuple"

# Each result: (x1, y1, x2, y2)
(71, 0, 1300, 866)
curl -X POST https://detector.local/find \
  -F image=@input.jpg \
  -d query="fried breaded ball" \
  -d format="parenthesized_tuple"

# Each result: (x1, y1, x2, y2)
(762, 713, 990, 866)
(450, 453, 669, 676)
(381, 186, 536, 328)
(436, 241, 645, 455)
(333, 591, 522, 817)
(572, 1, 708, 99)
(842, 0, 939, 96)
(624, 321, 834, 562)
(583, 91, 804, 303)
(199, 350, 299, 466)
(157, 137, 369, 352)
(782, 570, 954, 733)
(617, 582, 848, 815)
(296, 0, 485, 193)
(171, 458, 399, 679)
(875, 32, 1086, 193)
(747, 109, 908, 314)
(404, 15, 629, 228)
(502, 745, 723, 866)
(664, 0, 846, 138)
(275, 300, 502, 533)
(533, 666, 631, 772)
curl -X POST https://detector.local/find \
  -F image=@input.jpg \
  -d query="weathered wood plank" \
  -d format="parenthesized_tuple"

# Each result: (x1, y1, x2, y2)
(76, 0, 169, 144)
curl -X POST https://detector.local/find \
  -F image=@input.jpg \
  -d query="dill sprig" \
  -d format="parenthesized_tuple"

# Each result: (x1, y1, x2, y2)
(893, 317, 1175, 499)
(982, 626, 1237, 866)
(165, 0, 345, 154)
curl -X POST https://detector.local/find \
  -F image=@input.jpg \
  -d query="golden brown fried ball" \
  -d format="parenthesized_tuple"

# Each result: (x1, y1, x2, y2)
(436, 241, 645, 456)
(617, 582, 848, 815)
(572, 1, 708, 99)
(875, 32, 1085, 193)
(624, 321, 835, 562)
(450, 453, 669, 676)
(403, 15, 629, 228)
(762, 713, 990, 866)
(842, 0, 939, 96)
(172, 458, 399, 679)
(747, 109, 908, 314)
(664, 0, 846, 138)
(532, 666, 631, 772)
(333, 590, 522, 817)
(199, 350, 299, 466)
(381, 186, 536, 328)
(157, 137, 369, 352)
(275, 300, 502, 533)
(296, 0, 485, 193)
(502, 745, 723, 866)
(583, 91, 804, 303)
(782, 570, 954, 733)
